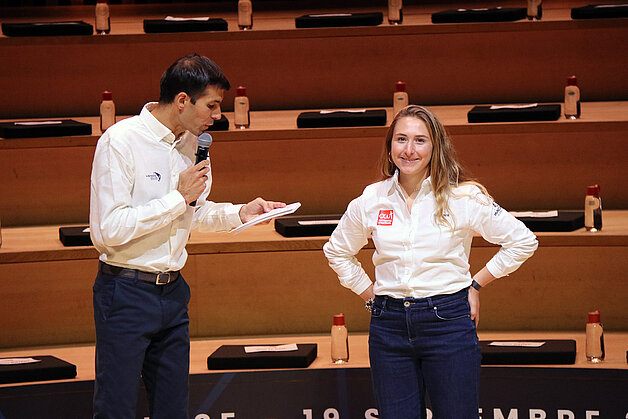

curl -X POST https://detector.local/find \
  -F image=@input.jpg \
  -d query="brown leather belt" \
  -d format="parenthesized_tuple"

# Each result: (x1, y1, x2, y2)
(99, 262, 180, 285)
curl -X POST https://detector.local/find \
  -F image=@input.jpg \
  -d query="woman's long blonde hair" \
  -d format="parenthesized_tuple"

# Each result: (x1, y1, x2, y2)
(379, 105, 489, 227)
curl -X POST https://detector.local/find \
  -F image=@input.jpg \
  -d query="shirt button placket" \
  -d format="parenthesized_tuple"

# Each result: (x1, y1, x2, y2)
(167, 144, 177, 266)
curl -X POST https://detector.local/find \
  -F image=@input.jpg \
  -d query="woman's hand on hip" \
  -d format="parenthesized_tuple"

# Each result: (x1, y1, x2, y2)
(468, 287, 480, 327)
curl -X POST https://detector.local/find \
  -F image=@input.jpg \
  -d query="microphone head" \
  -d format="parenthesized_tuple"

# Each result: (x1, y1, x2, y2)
(197, 132, 213, 148)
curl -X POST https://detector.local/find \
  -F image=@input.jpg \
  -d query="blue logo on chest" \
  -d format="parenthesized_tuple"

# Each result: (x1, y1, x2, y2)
(146, 172, 161, 182)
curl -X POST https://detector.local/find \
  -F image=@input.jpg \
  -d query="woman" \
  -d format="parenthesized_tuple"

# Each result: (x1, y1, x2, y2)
(323, 105, 538, 419)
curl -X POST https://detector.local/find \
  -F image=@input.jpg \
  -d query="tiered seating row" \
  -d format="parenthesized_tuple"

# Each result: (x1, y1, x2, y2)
(2, 101, 628, 227)
(1, 3, 627, 118)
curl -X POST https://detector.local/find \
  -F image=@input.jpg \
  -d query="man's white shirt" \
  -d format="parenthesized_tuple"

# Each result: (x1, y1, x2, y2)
(89, 103, 242, 273)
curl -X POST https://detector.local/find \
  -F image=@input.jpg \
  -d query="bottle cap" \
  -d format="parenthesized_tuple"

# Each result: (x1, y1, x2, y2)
(587, 184, 600, 196)
(97, 0, 107, 3)
(588, 310, 601, 323)
(395, 81, 406, 92)
(236, 86, 247, 96)
(333, 313, 345, 326)
(567, 75, 578, 86)
(102, 90, 113, 100)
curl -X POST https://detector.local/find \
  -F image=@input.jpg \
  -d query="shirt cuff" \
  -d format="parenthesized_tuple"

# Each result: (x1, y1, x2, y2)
(349, 274, 373, 296)
(227, 204, 245, 229)
(485, 259, 505, 279)
(165, 190, 187, 216)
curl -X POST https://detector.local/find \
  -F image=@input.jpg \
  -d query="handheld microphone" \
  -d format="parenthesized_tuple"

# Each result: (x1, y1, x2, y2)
(195, 132, 213, 164)
(189, 133, 213, 207)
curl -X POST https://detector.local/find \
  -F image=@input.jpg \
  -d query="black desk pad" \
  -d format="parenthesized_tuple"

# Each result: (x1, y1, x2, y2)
(0, 119, 92, 139)
(275, 215, 341, 237)
(208, 344, 317, 370)
(571, 4, 628, 19)
(204, 114, 229, 131)
(297, 109, 387, 128)
(295, 12, 383, 28)
(432, 7, 527, 23)
(514, 211, 584, 232)
(467, 104, 561, 123)
(143, 18, 228, 33)
(481, 340, 576, 365)
(2, 21, 93, 37)
(59, 226, 93, 247)
(0, 356, 77, 384)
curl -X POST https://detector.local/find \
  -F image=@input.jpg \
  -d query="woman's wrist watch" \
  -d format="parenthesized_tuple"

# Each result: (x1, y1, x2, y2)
(471, 280, 482, 291)
(365, 298, 375, 312)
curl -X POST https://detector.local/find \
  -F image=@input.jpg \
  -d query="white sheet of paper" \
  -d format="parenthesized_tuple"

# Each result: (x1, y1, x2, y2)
(297, 220, 339, 226)
(319, 109, 367, 114)
(309, 13, 352, 17)
(14, 121, 63, 126)
(232, 202, 301, 233)
(244, 344, 299, 353)
(457, 8, 492, 11)
(510, 210, 558, 218)
(489, 103, 538, 110)
(489, 341, 546, 348)
(595, 4, 628, 8)
(0, 357, 42, 365)
(165, 16, 210, 21)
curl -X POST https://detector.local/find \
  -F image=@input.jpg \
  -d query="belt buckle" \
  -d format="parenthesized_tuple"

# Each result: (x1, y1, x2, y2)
(155, 272, 171, 285)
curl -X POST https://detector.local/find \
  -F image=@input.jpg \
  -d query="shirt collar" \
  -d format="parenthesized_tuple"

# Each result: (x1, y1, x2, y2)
(387, 170, 433, 195)
(140, 102, 177, 145)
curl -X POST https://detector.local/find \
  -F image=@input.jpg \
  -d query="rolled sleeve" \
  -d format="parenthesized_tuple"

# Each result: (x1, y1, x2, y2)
(323, 196, 373, 295)
(468, 193, 538, 278)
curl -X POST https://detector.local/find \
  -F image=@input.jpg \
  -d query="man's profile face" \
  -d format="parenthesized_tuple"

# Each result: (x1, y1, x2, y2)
(180, 86, 225, 136)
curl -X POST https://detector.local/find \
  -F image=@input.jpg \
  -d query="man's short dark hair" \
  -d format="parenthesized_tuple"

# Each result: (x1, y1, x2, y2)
(159, 54, 231, 104)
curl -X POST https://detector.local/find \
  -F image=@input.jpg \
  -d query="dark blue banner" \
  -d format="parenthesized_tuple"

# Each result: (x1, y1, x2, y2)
(0, 367, 626, 418)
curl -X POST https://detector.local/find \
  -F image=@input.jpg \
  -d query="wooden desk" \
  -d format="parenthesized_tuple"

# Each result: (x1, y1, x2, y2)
(1, 211, 628, 348)
(3, 210, 628, 263)
(1, 331, 627, 390)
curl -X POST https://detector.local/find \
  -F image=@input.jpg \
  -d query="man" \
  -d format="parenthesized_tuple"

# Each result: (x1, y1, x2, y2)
(89, 54, 284, 418)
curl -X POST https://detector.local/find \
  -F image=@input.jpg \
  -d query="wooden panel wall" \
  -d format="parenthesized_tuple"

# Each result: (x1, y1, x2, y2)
(2, 241, 628, 349)
(2, 122, 627, 226)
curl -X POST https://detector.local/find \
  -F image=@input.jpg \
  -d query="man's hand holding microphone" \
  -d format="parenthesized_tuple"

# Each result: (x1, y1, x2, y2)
(178, 132, 286, 223)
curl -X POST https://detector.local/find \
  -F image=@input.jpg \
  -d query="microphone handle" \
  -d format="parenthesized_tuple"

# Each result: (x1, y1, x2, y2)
(189, 147, 209, 207)
(195, 146, 209, 165)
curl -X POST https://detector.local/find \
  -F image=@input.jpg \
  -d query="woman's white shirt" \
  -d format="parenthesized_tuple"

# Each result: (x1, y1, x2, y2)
(323, 173, 538, 298)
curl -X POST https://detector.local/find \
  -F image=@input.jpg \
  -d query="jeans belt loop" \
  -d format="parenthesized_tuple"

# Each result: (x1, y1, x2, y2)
(427, 297, 434, 309)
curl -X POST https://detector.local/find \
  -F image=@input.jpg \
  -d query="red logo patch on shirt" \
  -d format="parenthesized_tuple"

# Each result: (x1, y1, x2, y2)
(377, 210, 394, 226)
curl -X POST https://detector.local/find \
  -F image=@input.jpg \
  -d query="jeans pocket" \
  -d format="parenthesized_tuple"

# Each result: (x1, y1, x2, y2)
(93, 275, 117, 321)
(371, 302, 384, 318)
(433, 298, 470, 321)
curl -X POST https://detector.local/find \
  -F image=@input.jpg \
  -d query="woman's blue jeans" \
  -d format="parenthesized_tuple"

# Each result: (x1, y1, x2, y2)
(368, 288, 481, 419)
